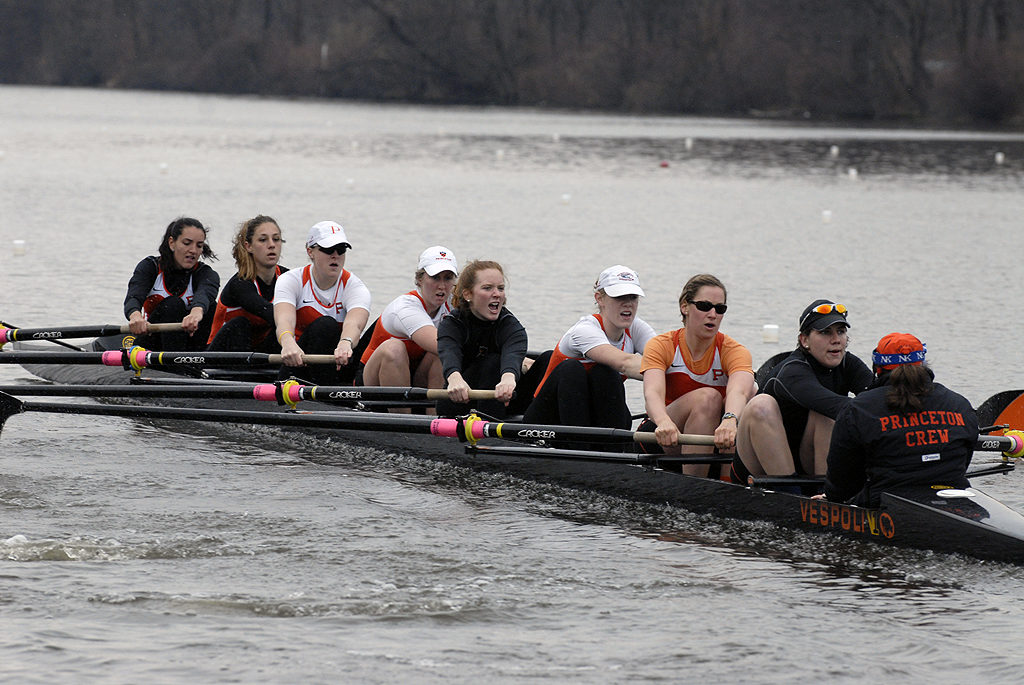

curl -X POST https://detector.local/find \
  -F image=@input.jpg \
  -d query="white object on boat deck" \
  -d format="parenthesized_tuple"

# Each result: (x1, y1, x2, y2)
(684, 137, 694, 150)
(995, 151, 1005, 165)
(847, 167, 858, 180)
(936, 489, 977, 498)
(762, 324, 779, 343)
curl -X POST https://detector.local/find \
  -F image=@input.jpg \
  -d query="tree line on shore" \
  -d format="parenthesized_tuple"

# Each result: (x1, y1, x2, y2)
(1, 0, 1021, 126)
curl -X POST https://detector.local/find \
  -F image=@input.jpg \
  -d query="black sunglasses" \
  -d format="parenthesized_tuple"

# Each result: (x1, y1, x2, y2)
(690, 300, 728, 315)
(317, 244, 348, 256)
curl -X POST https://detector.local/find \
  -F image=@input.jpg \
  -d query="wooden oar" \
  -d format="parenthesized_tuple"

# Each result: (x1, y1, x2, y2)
(0, 322, 182, 343)
(0, 349, 337, 368)
(0, 383, 495, 403)
(0, 392, 713, 447)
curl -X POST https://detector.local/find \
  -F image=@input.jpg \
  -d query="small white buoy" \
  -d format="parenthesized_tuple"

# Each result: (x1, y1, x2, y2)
(847, 167, 858, 180)
(829, 145, 839, 158)
(552, 133, 560, 142)
(560, 193, 571, 204)
(684, 137, 694, 151)
(995, 151, 1005, 165)
(496, 149, 505, 160)
(12, 239, 26, 256)
(822, 209, 833, 223)
(762, 324, 779, 344)
(159, 162, 168, 174)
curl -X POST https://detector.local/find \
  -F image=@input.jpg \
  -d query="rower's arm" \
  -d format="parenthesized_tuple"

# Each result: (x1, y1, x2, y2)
(273, 302, 303, 366)
(410, 324, 440, 355)
(724, 370, 755, 417)
(586, 343, 643, 379)
(339, 308, 369, 352)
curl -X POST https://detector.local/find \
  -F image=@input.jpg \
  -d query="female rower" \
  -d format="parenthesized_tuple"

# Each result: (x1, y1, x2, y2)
(207, 215, 288, 352)
(822, 333, 977, 506)
(273, 220, 371, 386)
(524, 265, 655, 431)
(735, 299, 872, 482)
(640, 274, 755, 476)
(124, 216, 219, 351)
(436, 260, 527, 420)
(358, 246, 459, 401)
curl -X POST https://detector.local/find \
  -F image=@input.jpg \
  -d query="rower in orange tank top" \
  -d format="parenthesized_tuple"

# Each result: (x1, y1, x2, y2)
(640, 273, 755, 477)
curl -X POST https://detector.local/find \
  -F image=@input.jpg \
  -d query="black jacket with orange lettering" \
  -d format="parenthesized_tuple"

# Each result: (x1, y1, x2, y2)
(824, 375, 977, 506)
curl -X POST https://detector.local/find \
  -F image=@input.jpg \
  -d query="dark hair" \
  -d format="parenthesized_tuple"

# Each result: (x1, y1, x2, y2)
(232, 215, 279, 280)
(453, 260, 504, 313)
(884, 364, 933, 414)
(158, 217, 217, 270)
(678, 273, 726, 323)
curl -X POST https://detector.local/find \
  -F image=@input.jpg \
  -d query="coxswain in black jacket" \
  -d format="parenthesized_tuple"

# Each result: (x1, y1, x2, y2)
(824, 369, 977, 506)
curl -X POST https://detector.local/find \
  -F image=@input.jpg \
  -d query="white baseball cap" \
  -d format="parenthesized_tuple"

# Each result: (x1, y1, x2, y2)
(306, 221, 351, 249)
(595, 265, 644, 297)
(417, 245, 459, 276)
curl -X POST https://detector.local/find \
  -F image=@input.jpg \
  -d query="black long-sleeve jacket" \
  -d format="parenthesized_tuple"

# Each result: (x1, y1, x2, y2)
(824, 375, 977, 506)
(438, 307, 527, 382)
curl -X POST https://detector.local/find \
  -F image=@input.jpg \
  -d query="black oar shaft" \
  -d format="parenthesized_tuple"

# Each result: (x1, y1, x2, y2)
(446, 416, 715, 446)
(274, 383, 493, 404)
(1, 398, 438, 434)
(0, 350, 336, 367)
(0, 322, 180, 342)
(0, 384, 493, 403)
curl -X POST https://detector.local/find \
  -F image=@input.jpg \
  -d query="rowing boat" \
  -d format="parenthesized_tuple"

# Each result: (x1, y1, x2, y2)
(6, 336, 1024, 564)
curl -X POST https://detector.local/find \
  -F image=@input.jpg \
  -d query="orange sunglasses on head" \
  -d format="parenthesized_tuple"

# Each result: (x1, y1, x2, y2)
(800, 302, 848, 329)
(811, 303, 846, 316)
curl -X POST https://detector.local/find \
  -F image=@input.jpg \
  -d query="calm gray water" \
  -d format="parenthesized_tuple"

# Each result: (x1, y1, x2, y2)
(2, 85, 1024, 683)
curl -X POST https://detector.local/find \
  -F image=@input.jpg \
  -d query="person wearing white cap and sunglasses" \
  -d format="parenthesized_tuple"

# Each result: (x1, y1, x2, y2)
(273, 220, 371, 385)
(640, 273, 755, 477)
(523, 265, 655, 435)
(357, 246, 459, 404)
(734, 299, 872, 488)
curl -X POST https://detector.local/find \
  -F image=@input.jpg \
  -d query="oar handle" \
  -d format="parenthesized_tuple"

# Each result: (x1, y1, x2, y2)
(265, 354, 342, 365)
(631, 432, 717, 447)
(424, 389, 497, 401)
(126, 323, 185, 333)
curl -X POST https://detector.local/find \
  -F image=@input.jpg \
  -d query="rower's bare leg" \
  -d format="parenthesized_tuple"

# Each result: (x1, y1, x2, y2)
(797, 411, 836, 475)
(735, 394, 797, 476)
(413, 353, 443, 415)
(666, 387, 722, 477)
(365, 339, 413, 414)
